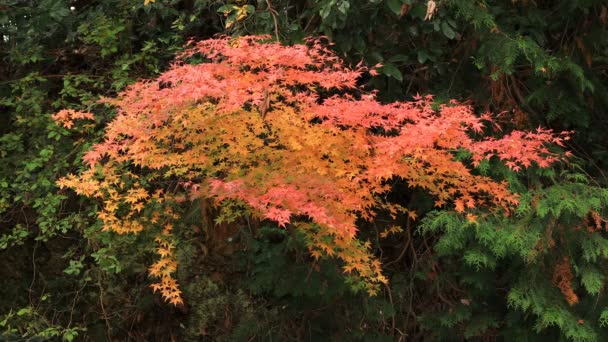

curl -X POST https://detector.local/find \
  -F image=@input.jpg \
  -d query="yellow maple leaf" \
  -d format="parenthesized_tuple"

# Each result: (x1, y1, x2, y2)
(132, 202, 145, 213)
(144, 0, 155, 5)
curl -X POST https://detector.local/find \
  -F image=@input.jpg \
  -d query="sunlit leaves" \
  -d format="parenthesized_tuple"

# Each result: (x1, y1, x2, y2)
(217, 4, 256, 29)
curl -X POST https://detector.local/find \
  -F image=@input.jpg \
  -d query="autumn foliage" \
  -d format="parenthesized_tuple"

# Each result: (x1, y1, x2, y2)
(552, 256, 579, 306)
(55, 35, 569, 304)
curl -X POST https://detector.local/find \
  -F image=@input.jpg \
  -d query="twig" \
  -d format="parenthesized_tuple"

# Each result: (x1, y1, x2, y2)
(303, 14, 318, 33)
(384, 282, 396, 337)
(265, 0, 280, 41)
(98, 279, 112, 341)
(28, 241, 38, 305)
(383, 217, 412, 268)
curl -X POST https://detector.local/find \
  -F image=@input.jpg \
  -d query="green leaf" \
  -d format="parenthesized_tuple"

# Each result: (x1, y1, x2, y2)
(417, 50, 430, 64)
(441, 21, 456, 39)
(386, 0, 401, 16)
(382, 63, 403, 81)
(337, 0, 350, 14)
(369, 51, 384, 63)
(388, 54, 409, 63)
(217, 4, 237, 14)
(410, 3, 427, 19)
(17, 308, 31, 316)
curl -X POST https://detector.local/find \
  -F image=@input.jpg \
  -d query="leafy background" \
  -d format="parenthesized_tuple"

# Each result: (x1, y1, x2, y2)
(1, 0, 608, 340)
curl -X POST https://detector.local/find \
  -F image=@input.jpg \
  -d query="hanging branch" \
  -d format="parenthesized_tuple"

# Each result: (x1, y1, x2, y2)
(265, 0, 280, 40)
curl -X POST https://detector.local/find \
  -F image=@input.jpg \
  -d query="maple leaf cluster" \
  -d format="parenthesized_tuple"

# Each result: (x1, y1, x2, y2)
(149, 223, 183, 306)
(51, 109, 94, 129)
(56, 35, 569, 302)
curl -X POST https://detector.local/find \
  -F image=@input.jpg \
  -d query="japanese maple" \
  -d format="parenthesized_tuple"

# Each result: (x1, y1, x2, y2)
(55, 35, 570, 304)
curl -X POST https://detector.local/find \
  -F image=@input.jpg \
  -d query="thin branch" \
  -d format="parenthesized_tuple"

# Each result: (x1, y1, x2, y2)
(265, 0, 280, 41)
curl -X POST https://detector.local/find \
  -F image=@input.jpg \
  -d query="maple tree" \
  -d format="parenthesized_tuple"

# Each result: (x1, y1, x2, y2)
(54, 35, 570, 305)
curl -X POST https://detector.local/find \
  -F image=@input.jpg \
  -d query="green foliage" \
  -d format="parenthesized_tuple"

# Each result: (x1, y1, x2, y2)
(230, 226, 399, 341)
(419, 170, 608, 340)
(0, 296, 86, 341)
(183, 277, 256, 340)
(1, 0, 607, 340)
(243, 227, 351, 299)
(0, 0, 222, 339)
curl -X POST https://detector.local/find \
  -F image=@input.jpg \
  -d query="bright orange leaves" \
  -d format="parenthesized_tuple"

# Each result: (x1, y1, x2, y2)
(56, 35, 569, 303)
(51, 109, 94, 129)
